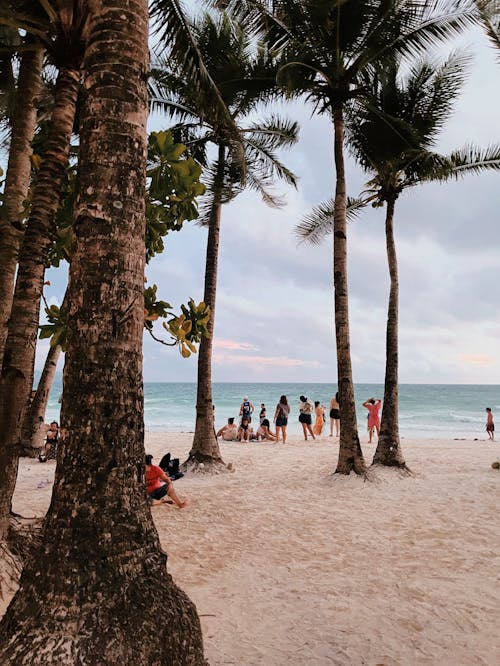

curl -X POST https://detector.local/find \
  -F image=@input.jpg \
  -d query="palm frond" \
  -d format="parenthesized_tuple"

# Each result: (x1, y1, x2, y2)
(150, 0, 244, 152)
(389, 0, 480, 63)
(449, 143, 500, 173)
(244, 136, 298, 187)
(295, 197, 367, 245)
(476, 0, 500, 58)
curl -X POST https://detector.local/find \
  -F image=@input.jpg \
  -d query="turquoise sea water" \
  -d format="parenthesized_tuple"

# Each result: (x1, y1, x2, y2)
(42, 380, 500, 440)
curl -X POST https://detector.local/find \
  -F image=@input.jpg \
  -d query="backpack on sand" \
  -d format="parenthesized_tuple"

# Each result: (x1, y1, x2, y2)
(159, 452, 184, 481)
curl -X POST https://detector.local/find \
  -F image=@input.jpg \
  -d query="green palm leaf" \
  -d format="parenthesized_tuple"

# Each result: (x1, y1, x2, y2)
(295, 197, 367, 245)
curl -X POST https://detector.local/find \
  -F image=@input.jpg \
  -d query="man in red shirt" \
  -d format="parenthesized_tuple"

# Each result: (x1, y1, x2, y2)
(145, 454, 188, 508)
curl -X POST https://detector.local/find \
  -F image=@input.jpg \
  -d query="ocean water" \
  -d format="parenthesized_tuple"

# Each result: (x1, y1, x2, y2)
(42, 380, 500, 440)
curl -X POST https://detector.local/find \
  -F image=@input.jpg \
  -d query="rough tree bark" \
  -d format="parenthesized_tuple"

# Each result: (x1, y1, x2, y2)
(373, 196, 406, 467)
(0, 45, 44, 369)
(332, 104, 365, 475)
(0, 66, 80, 537)
(0, 2, 205, 663)
(187, 144, 225, 470)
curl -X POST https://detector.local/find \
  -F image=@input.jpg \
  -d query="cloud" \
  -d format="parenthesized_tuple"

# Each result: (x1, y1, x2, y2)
(214, 338, 257, 351)
(460, 354, 495, 367)
(213, 352, 311, 367)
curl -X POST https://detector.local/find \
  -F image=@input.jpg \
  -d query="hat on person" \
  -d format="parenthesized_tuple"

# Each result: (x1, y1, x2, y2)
(243, 396, 248, 401)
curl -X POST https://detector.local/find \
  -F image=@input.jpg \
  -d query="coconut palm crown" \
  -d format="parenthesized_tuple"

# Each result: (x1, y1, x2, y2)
(296, 50, 500, 468)
(219, 0, 481, 474)
(151, 10, 298, 468)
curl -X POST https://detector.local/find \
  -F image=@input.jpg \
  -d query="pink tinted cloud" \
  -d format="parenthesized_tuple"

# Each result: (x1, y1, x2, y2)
(460, 354, 494, 367)
(213, 338, 257, 351)
(213, 352, 307, 367)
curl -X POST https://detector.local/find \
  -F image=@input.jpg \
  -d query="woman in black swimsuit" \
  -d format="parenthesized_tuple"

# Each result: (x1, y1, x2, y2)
(329, 393, 340, 437)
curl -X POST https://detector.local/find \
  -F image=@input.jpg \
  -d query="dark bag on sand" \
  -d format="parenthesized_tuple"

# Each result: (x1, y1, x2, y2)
(159, 452, 184, 481)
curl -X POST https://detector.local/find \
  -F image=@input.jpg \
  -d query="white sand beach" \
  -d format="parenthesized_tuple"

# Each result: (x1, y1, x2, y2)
(5, 433, 500, 665)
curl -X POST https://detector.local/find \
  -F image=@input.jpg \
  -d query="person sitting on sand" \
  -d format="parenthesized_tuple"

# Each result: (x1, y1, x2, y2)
(238, 417, 251, 442)
(256, 418, 277, 441)
(38, 421, 59, 463)
(363, 398, 382, 443)
(145, 454, 187, 508)
(486, 407, 494, 441)
(216, 417, 239, 441)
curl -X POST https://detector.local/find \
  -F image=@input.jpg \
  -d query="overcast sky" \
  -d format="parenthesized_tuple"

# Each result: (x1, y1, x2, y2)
(40, 24, 500, 385)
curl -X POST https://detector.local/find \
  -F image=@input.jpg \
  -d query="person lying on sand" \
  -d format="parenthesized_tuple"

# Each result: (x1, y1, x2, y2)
(256, 419, 277, 441)
(145, 454, 187, 508)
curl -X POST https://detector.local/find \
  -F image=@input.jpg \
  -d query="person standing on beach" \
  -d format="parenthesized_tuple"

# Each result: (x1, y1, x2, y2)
(313, 401, 324, 436)
(259, 403, 266, 424)
(239, 396, 254, 423)
(486, 407, 494, 441)
(329, 393, 340, 437)
(274, 395, 290, 443)
(299, 395, 315, 441)
(363, 398, 382, 443)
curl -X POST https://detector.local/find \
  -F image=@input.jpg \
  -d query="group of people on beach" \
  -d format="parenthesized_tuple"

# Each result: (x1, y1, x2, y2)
(215, 394, 384, 443)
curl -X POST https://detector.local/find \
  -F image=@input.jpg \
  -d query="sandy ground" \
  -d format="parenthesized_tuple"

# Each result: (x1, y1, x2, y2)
(5, 432, 500, 665)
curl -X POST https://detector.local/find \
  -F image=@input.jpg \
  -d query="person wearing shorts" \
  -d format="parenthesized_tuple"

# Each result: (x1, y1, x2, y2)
(145, 454, 187, 508)
(274, 395, 290, 443)
(298, 395, 315, 441)
(329, 392, 340, 437)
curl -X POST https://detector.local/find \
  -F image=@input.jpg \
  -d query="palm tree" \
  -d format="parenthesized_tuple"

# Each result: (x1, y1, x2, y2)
(296, 51, 500, 467)
(0, 37, 44, 369)
(152, 11, 298, 469)
(0, 1, 205, 661)
(0, 1, 90, 536)
(221, 0, 480, 474)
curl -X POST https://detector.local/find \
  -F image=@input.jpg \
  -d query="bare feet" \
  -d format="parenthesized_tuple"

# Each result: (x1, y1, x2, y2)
(177, 499, 188, 509)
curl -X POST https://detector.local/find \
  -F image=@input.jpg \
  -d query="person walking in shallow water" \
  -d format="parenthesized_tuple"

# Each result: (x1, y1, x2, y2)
(486, 407, 494, 441)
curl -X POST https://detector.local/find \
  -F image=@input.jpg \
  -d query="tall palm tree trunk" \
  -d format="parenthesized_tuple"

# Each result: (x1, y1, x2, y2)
(20, 288, 68, 457)
(187, 144, 225, 468)
(0, 66, 80, 537)
(332, 104, 365, 475)
(0, 45, 44, 369)
(373, 196, 406, 467)
(21, 342, 62, 458)
(0, 2, 204, 661)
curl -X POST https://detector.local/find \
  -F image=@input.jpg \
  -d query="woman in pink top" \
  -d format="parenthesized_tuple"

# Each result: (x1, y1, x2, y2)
(362, 398, 382, 443)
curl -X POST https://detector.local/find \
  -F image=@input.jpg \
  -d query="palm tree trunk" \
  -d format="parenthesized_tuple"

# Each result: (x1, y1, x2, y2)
(20, 288, 68, 457)
(0, 3, 204, 662)
(332, 104, 365, 475)
(187, 144, 225, 468)
(373, 196, 406, 467)
(0, 66, 80, 537)
(0, 45, 44, 369)
(21, 342, 62, 458)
